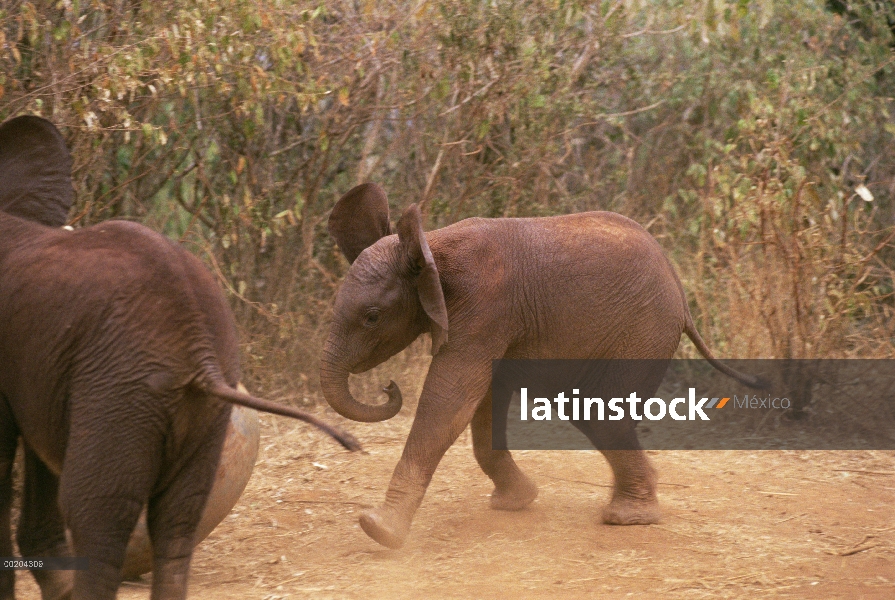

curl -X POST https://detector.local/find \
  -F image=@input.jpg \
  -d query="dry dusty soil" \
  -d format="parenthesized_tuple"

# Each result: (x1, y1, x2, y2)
(14, 404, 895, 599)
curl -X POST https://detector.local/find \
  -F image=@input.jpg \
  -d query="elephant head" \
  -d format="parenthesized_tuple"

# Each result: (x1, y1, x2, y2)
(0, 115, 74, 225)
(321, 183, 449, 422)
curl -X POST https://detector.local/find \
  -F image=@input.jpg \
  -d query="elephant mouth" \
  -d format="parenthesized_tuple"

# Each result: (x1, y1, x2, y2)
(350, 357, 384, 375)
(348, 342, 391, 374)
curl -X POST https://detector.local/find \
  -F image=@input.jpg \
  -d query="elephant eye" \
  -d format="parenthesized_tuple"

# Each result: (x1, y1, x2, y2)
(363, 309, 381, 328)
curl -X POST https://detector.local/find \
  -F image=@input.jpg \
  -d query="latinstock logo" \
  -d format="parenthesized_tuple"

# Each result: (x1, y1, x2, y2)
(518, 388, 732, 421)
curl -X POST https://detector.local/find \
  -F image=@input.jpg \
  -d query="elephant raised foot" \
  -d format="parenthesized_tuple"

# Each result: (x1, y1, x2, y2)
(488, 474, 539, 512)
(359, 508, 410, 551)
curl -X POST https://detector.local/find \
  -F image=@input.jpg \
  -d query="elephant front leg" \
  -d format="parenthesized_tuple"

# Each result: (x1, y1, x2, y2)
(359, 351, 493, 549)
(358, 460, 429, 550)
(0, 470, 12, 600)
(17, 448, 73, 600)
(0, 409, 17, 600)
(471, 393, 537, 511)
(145, 406, 229, 600)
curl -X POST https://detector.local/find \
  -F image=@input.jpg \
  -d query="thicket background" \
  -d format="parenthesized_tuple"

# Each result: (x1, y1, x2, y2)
(2, 0, 893, 400)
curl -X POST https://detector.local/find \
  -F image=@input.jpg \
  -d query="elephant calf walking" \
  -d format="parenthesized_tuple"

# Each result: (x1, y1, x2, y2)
(321, 182, 759, 549)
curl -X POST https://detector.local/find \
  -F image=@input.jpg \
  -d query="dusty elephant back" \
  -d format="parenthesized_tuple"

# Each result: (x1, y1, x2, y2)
(426, 211, 689, 359)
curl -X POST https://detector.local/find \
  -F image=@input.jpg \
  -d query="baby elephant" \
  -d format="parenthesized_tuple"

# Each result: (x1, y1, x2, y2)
(0, 116, 359, 600)
(321, 182, 759, 549)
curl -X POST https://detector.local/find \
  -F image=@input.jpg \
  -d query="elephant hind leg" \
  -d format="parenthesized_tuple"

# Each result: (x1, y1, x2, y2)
(577, 360, 665, 526)
(599, 447, 660, 525)
(17, 447, 73, 600)
(471, 393, 537, 511)
(573, 417, 660, 524)
(60, 470, 148, 600)
(145, 403, 230, 600)
(59, 393, 164, 600)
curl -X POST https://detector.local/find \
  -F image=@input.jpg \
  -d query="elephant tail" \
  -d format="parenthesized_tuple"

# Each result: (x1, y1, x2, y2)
(683, 322, 769, 390)
(196, 380, 362, 451)
(660, 251, 767, 389)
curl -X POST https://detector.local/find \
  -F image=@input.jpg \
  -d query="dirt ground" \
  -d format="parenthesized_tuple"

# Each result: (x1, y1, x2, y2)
(13, 406, 895, 599)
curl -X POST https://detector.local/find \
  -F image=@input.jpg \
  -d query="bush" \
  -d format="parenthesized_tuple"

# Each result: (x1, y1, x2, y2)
(2, 0, 893, 396)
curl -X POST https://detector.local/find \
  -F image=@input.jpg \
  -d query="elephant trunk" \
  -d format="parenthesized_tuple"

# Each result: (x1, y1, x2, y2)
(320, 351, 402, 423)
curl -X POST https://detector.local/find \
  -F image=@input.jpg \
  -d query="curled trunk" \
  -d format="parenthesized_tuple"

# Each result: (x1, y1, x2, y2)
(320, 360, 402, 423)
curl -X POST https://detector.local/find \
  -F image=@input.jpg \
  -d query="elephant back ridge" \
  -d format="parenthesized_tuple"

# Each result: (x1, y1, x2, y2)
(421, 210, 688, 359)
(7, 218, 237, 394)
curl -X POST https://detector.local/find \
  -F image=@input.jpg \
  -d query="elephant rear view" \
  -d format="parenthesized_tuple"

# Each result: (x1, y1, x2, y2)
(0, 116, 359, 600)
(321, 182, 762, 549)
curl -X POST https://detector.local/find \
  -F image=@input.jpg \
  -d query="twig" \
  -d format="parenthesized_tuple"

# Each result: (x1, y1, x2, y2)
(543, 474, 612, 488)
(860, 227, 895, 264)
(774, 513, 807, 524)
(832, 469, 895, 476)
(622, 23, 687, 38)
(543, 473, 689, 489)
(652, 525, 698, 538)
(556, 100, 666, 137)
(829, 534, 880, 557)
(282, 499, 370, 507)
(439, 77, 500, 116)
(272, 574, 307, 587)
(835, 543, 878, 556)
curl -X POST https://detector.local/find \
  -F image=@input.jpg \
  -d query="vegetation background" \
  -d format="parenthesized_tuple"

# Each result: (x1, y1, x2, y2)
(1, 0, 893, 402)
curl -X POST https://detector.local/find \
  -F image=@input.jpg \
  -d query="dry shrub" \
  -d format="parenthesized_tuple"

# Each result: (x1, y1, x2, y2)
(1, 1, 893, 400)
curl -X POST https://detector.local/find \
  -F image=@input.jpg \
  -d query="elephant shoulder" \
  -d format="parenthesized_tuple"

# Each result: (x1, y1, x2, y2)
(86, 219, 169, 243)
(427, 219, 506, 263)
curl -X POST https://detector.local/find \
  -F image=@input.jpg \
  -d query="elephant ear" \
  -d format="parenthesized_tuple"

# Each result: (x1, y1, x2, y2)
(328, 182, 393, 264)
(396, 203, 449, 355)
(0, 116, 74, 227)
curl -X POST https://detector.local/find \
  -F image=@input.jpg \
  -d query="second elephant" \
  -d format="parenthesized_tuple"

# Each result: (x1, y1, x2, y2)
(321, 182, 761, 549)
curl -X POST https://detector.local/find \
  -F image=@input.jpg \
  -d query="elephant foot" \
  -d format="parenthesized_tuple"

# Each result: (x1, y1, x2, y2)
(359, 506, 411, 550)
(33, 570, 73, 600)
(601, 495, 661, 525)
(30, 543, 74, 600)
(489, 475, 538, 511)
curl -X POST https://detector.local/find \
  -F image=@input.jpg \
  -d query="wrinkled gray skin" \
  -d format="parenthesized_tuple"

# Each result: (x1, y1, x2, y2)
(0, 116, 357, 600)
(321, 183, 761, 549)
